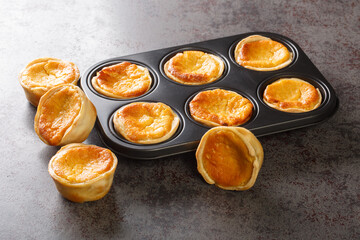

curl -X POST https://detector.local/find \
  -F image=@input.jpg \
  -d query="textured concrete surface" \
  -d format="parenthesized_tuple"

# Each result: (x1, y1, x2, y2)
(1, 0, 359, 239)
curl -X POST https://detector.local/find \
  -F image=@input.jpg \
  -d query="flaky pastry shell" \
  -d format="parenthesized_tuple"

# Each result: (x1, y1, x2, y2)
(196, 127, 263, 191)
(48, 143, 118, 203)
(189, 88, 253, 127)
(34, 84, 96, 146)
(91, 62, 152, 99)
(263, 78, 322, 113)
(234, 35, 293, 71)
(164, 50, 224, 85)
(113, 102, 180, 144)
(19, 57, 80, 106)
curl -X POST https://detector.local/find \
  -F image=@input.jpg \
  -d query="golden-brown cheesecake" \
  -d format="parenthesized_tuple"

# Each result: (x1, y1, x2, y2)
(263, 78, 322, 112)
(48, 143, 118, 203)
(113, 102, 180, 144)
(196, 127, 263, 190)
(92, 62, 152, 99)
(34, 84, 97, 146)
(164, 50, 224, 85)
(19, 57, 80, 106)
(189, 89, 253, 127)
(234, 35, 293, 71)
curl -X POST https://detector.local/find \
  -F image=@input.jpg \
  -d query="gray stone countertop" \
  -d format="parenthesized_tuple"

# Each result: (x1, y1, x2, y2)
(1, 1, 359, 239)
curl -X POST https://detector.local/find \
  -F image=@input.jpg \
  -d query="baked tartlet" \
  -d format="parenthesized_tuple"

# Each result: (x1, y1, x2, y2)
(189, 88, 253, 127)
(113, 102, 180, 144)
(234, 35, 293, 71)
(34, 84, 97, 146)
(196, 127, 263, 191)
(92, 62, 152, 99)
(48, 143, 118, 203)
(19, 57, 80, 106)
(263, 78, 322, 112)
(164, 50, 224, 85)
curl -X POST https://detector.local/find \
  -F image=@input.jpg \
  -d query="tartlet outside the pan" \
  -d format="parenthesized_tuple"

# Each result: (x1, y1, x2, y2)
(164, 50, 224, 85)
(263, 78, 322, 112)
(234, 35, 293, 71)
(34, 84, 97, 146)
(92, 62, 152, 99)
(113, 102, 180, 144)
(19, 57, 80, 106)
(189, 88, 253, 127)
(48, 143, 118, 203)
(196, 126, 264, 190)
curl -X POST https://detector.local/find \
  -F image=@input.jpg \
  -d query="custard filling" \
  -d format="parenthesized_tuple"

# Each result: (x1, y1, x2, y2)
(116, 102, 177, 142)
(22, 60, 76, 88)
(202, 130, 254, 187)
(52, 146, 114, 183)
(165, 50, 224, 84)
(190, 89, 253, 126)
(93, 62, 151, 98)
(38, 87, 81, 145)
(263, 78, 321, 111)
(238, 40, 291, 68)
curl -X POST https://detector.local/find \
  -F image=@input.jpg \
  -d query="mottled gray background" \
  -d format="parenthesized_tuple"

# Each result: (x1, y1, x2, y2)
(1, 0, 359, 239)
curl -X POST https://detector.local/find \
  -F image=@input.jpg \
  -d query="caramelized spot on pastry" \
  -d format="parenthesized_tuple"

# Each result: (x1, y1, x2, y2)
(164, 50, 224, 85)
(196, 127, 264, 191)
(113, 102, 180, 144)
(263, 78, 322, 112)
(38, 87, 81, 145)
(189, 89, 253, 127)
(92, 62, 152, 99)
(235, 35, 292, 71)
(52, 145, 114, 183)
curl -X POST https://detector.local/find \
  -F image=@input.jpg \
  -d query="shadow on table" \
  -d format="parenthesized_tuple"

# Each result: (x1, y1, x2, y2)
(53, 187, 125, 239)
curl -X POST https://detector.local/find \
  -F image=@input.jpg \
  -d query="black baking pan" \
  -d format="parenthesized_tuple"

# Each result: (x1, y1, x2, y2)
(80, 32, 338, 159)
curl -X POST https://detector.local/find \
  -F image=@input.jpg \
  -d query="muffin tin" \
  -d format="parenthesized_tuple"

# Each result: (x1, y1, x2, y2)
(80, 32, 338, 159)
